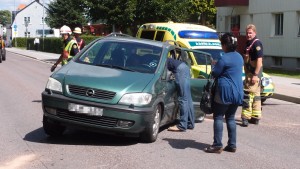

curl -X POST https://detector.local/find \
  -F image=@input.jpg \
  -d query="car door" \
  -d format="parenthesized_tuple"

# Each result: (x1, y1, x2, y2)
(183, 49, 212, 119)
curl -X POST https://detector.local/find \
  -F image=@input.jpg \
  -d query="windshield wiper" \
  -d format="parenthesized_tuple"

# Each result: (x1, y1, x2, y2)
(96, 64, 136, 72)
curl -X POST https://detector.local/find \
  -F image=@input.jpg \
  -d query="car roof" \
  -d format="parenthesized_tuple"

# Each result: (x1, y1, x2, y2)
(101, 36, 168, 48)
(140, 22, 217, 32)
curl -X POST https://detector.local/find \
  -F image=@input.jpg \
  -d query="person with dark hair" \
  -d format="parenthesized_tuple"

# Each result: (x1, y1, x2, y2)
(241, 24, 264, 127)
(167, 50, 195, 132)
(204, 33, 244, 153)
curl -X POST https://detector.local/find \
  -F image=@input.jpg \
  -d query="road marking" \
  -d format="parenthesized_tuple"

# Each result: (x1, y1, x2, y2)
(0, 154, 36, 169)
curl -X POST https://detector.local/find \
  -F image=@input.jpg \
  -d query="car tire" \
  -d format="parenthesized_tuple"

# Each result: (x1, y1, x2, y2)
(195, 113, 206, 123)
(2, 49, 6, 61)
(43, 115, 66, 137)
(140, 104, 161, 143)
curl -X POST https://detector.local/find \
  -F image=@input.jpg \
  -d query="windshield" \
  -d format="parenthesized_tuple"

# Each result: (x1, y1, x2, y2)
(76, 40, 162, 74)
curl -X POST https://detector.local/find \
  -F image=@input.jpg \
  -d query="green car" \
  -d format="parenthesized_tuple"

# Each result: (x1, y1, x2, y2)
(41, 37, 211, 143)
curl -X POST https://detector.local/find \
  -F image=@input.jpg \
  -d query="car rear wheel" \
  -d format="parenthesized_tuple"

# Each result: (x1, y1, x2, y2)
(0, 50, 2, 63)
(140, 104, 161, 143)
(2, 49, 6, 61)
(43, 115, 66, 137)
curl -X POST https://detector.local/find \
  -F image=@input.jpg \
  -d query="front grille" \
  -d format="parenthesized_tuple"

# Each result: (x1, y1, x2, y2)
(57, 109, 118, 128)
(68, 85, 116, 100)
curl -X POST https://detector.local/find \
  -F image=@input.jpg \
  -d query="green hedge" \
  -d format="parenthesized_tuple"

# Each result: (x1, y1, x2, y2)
(12, 35, 101, 54)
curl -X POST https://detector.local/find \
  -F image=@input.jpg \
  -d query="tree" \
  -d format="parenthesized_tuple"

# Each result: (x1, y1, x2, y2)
(0, 10, 12, 25)
(188, 0, 216, 27)
(86, 0, 190, 34)
(45, 0, 88, 30)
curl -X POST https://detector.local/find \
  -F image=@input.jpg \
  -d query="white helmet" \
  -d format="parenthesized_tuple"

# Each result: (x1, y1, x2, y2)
(73, 27, 82, 34)
(60, 25, 72, 35)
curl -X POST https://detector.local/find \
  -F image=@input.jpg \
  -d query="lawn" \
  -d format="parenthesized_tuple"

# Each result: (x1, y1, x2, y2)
(264, 68, 300, 79)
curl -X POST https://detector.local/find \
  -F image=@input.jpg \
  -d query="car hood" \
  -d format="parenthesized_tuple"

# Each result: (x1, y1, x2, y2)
(60, 63, 155, 101)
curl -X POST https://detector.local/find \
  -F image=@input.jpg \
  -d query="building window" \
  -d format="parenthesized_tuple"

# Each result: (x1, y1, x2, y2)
(230, 15, 240, 36)
(298, 12, 300, 37)
(275, 13, 283, 36)
(297, 58, 300, 68)
(25, 32, 30, 38)
(273, 57, 282, 67)
(24, 17, 31, 24)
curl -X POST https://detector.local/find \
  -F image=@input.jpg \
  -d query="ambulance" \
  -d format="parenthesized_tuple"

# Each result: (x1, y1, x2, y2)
(136, 22, 274, 103)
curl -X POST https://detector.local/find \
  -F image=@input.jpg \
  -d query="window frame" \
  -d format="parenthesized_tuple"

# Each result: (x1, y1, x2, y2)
(275, 13, 284, 36)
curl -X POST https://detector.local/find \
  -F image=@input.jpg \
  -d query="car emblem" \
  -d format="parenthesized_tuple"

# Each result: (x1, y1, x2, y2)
(86, 89, 95, 97)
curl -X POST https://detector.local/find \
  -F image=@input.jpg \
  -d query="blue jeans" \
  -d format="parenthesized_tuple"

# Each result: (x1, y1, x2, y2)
(212, 102, 238, 148)
(175, 63, 195, 130)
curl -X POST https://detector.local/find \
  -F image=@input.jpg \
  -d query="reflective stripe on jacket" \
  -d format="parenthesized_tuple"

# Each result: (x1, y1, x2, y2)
(62, 39, 77, 65)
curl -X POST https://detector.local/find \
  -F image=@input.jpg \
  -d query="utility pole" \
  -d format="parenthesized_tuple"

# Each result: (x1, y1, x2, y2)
(14, 0, 17, 47)
(42, 0, 45, 51)
(25, 20, 29, 49)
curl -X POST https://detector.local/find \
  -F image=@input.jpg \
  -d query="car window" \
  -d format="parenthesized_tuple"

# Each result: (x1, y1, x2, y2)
(78, 42, 103, 64)
(193, 51, 212, 65)
(197, 49, 224, 61)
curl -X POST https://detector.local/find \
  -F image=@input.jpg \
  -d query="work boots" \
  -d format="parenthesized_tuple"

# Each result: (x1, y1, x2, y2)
(241, 118, 249, 127)
(249, 118, 259, 125)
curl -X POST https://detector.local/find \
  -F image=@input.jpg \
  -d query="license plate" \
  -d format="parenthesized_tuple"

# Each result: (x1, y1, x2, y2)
(68, 103, 103, 116)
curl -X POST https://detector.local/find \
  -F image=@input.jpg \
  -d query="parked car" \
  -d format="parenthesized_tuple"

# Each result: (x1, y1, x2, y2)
(0, 48, 6, 63)
(41, 37, 211, 142)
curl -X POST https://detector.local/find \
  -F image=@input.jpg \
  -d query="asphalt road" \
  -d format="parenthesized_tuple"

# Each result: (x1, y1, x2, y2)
(0, 52, 299, 169)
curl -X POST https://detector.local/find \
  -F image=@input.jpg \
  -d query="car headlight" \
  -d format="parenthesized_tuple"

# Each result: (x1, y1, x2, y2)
(261, 77, 273, 87)
(119, 93, 152, 106)
(46, 77, 62, 93)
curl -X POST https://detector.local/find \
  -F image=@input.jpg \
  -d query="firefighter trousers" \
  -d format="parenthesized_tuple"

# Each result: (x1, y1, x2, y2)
(241, 75, 262, 120)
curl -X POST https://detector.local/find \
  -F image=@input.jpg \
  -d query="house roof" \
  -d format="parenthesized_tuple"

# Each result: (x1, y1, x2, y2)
(17, 4, 26, 10)
(16, 0, 48, 15)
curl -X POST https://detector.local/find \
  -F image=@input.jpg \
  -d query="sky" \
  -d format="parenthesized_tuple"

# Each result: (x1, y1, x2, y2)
(0, 0, 52, 11)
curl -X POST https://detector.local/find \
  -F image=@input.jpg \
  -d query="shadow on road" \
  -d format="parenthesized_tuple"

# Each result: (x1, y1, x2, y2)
(162, 138, 210, 151)
(23, 127, 139, 146)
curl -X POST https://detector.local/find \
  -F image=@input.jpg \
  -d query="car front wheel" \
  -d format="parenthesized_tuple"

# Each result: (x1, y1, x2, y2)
(43, 115, 66, 137)
(140, 104, 161, 143)
(195, 113, 206, 123)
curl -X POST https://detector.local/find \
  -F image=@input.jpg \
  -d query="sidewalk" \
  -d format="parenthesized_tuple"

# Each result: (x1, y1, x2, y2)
(6, 47, 300, 104)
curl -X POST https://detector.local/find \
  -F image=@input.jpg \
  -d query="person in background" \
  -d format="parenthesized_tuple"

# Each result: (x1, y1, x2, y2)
(241, 24, 264, 127)
(0, 35, 5, 49)
(0, 35, 6, 61)
(73, 27, 85, 51)
(34, 37, 40, 51)
(204, 33, 244, 153)
(167, 50, 195, 132)
(51, 25, 78, 72)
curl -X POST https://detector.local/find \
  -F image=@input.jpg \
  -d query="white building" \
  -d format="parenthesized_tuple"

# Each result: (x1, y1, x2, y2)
(215, 0, 300, 71)
(11, 0, 57, 39)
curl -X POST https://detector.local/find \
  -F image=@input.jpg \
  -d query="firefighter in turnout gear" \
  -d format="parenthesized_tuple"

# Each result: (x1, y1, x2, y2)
(73, 27, 85, 51)
(51, 25, 79, 72)
(241, 24, 263, 127)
